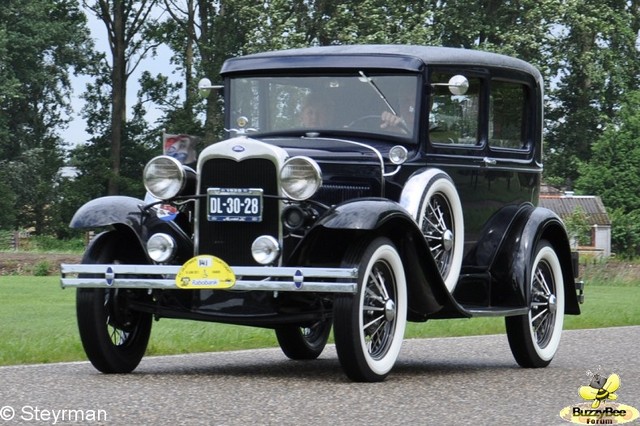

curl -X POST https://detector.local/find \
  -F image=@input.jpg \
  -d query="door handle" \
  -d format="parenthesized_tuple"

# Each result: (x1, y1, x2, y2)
(482, 157, 497, 165)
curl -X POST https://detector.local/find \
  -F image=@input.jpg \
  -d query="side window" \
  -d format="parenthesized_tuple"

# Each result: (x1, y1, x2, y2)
(489, 81, 528, 149)
(430, 72, 481, 145)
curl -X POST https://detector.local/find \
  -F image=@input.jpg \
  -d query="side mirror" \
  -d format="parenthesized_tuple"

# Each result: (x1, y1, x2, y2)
(448, 75, 469, 95)
(198, 78, 224, 98)
(431, 74, 469, 96)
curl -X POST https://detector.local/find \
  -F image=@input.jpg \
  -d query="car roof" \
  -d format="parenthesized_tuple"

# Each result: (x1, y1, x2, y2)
(220, 45, 542, 83)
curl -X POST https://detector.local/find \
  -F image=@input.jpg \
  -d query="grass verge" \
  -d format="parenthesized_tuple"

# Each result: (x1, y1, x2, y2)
(0, 276, 638, 366)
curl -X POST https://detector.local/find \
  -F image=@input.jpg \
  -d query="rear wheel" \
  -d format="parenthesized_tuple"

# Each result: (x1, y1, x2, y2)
(76, 232, 152, 373)
(275, 319, 332, 360)
(334, 237, 407, 382)
(506, 240, 565, 368)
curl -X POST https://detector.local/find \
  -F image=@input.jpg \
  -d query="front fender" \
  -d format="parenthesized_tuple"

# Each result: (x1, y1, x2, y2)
(70, 196, 194, 264)
(70, 196, 146, 230)
(290, 198, 467, 320)
(314, 198, 412, 230)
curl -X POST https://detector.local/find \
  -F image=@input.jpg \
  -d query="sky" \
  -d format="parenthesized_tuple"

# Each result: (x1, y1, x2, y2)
(63, 7, 177, 148)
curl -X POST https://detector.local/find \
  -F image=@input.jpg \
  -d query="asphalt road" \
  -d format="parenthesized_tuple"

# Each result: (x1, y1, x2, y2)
(1, 326, 639, 425)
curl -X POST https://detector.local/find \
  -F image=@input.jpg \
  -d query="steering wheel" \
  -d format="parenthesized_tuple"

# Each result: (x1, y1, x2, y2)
(346, 115, 383, 128)
(346, 114, 409, 134)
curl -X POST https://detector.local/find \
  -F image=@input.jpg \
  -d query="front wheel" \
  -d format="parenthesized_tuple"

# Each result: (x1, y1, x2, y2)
(275, 319, 332, 360)
(505, 240, 565, 368)
(77, 288, 152, 373)
(333, 237, 407, 382)
(417, 171, 464, 292)
(76, 232, 152, 373)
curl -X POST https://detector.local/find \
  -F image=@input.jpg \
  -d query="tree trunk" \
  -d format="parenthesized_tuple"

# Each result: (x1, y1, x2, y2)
(108, 0, 127, 195)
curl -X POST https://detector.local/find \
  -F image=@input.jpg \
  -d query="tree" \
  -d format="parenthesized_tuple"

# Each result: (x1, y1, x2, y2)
(0, 0, 92, 233)
(576, 91, 640, 258)
(576, 91, 640, 213)
(84, 0, 159, 195)
(67, 61, 156, 211)
(609, 209, 640, 259)
(544, 0, 640, 187)
(563, 206, 591, 247)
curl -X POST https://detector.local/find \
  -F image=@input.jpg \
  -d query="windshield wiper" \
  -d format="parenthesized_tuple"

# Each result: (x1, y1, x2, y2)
(358, 71, 399, 117)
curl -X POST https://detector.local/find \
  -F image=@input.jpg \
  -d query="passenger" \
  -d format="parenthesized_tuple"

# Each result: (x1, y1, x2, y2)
(301, 94, 333, 128)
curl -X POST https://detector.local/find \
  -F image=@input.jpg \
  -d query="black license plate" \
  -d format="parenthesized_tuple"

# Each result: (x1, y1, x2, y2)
(207, 188, 263, 222)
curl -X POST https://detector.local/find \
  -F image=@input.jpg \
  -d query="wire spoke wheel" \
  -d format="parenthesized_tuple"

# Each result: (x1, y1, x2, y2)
(415, 170, 464, 292)
(506, 240, 565, 368)
(423, 193, 455, 278)
(76, 231, 152, 374)
(275, 318, 332, 360)
(334, 237, 407, 382)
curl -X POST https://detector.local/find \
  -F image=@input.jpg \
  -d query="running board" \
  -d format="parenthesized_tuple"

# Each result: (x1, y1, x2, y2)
(462, 306, 529, 317)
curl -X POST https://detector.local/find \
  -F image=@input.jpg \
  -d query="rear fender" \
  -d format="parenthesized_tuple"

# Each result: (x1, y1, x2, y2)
(290, 198, 467, 319)
(491, 206, 580, 315)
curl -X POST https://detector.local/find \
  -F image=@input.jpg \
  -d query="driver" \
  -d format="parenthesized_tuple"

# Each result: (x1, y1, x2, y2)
(380, 90, 416, 132)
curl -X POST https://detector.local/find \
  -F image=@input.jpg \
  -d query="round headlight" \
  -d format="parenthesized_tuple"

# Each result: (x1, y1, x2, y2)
(389, 145, 408, 165)
(280, 156, 322, 201)
(143, 156, 186, 199)
(251, 235, 280, 265)
(146, 233, 177, 263)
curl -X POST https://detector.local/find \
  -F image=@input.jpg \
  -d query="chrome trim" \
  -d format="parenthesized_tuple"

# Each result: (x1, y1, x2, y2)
(298, 136, 385, 196)
(61, 264, 358, 293)
(383, 165, 401, 177)
(194, 136, 289, 259)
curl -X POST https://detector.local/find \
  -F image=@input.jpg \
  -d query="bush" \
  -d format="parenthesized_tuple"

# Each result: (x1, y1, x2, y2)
(33, 261, 51, 277)
(610, 209, 640, 259)
(28, 235, 85, 252)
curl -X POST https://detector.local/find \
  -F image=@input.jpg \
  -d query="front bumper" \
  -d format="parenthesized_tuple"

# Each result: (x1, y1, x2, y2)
(60, 264, 358, 293)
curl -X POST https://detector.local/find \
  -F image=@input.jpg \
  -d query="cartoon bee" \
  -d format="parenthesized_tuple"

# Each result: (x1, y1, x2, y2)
(579, 373, 620, 408)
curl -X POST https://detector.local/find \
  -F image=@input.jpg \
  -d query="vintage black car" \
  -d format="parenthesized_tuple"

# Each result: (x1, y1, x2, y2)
(61, 45, 584, 382)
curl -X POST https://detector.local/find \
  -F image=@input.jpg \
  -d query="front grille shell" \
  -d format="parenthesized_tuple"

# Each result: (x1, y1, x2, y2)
(194, 138, 289, 265)
(197, 158, 280, 265)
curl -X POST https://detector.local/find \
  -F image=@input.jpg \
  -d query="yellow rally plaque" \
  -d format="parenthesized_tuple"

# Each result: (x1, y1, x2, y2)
(175, 255, 236, 289)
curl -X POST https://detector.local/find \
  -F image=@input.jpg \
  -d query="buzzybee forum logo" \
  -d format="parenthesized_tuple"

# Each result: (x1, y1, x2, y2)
(559, 369, 639, 424)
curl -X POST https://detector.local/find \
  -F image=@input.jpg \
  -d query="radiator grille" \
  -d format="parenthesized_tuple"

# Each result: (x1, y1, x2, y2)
(197, 158, 279, 265)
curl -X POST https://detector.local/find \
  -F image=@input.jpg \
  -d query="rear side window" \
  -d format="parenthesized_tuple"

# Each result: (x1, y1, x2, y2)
(489, 81, 529, 150)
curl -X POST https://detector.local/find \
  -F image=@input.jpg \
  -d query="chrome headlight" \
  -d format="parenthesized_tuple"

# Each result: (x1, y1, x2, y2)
(251, 235, 280, 265)
(143, 156, 186, 199)
(280, 156, 322, 201)
(146, 233, 177, 263)
(389, 145, 408, 165)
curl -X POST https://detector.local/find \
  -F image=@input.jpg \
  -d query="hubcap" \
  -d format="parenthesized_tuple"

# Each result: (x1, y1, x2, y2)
(442, 229, 454, 252)
(384, 299, 396, 322)
(547, 294, 557, 314)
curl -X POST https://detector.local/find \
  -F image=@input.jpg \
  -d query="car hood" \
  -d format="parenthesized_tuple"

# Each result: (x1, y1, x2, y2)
(257, 135, 403, 163)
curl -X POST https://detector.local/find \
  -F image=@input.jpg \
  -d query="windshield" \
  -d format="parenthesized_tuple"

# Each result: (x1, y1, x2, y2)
(228, 74, 420, 140)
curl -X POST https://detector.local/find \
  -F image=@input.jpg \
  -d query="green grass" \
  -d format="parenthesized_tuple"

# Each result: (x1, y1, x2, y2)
(0, 276, 638, 366)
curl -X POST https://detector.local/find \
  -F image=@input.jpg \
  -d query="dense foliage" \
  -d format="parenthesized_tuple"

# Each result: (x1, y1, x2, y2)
(0, 0, 92, 234)
(0, 0, 639, 256)
(577, 91, 640, 257)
